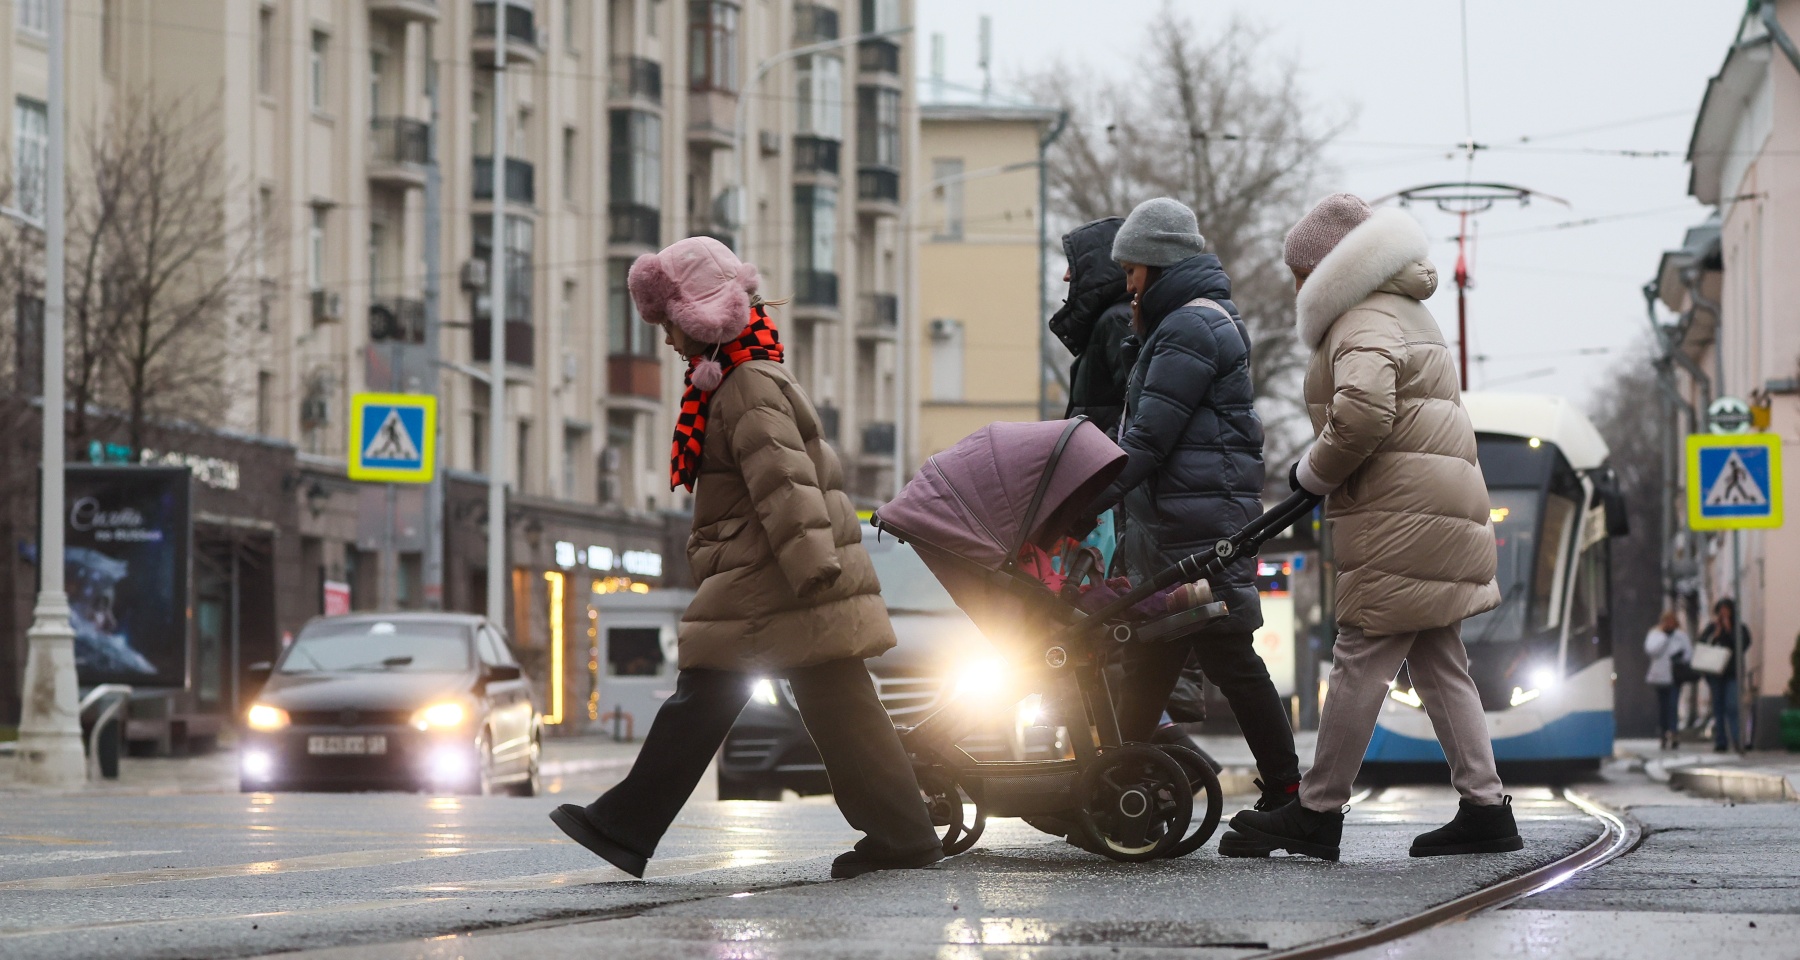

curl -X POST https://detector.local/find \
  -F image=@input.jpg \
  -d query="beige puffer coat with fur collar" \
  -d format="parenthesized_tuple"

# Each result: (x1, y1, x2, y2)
(1294, 209, 1500, 635)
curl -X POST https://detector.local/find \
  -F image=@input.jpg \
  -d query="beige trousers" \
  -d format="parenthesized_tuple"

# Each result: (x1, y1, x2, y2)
(1300, 622, 1505, 812)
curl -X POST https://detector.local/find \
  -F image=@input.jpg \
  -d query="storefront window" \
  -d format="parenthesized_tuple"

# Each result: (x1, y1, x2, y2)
(607, 627, 664, 676)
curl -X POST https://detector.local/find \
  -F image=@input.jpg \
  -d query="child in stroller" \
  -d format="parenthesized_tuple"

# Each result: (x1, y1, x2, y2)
(873, 418, 1318, 861)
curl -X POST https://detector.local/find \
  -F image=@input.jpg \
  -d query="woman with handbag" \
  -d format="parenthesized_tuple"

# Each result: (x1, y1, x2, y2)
(548, 237, 943, 880)
(1644, 610, 1693, 751)
(1696, 598, 1753, 753)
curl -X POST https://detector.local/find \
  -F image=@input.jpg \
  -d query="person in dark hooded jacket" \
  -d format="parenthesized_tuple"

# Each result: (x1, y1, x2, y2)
(1050, 217, 1135, 437)
(1087, 198, 1302, 853)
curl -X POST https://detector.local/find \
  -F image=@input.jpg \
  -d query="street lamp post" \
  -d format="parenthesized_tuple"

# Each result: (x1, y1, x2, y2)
(731, 26, 911, 261)
(13, 0, 84, 787)
(486, 37, 508, 628)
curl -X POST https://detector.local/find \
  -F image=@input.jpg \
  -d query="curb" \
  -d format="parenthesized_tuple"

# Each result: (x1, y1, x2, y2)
(1668, 765, 1798, 803)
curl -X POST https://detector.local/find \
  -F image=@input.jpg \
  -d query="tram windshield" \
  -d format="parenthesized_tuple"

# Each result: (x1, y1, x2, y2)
(1463, 487, 1581, 644)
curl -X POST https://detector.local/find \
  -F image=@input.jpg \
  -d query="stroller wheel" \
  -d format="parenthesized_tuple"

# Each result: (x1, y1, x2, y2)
(1073, 744, 1193, 863)
(1154, 744, 1224, 858)
(918, 767, 986, 856)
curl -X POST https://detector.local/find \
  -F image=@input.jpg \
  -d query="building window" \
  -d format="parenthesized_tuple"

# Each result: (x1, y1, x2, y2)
(310, 31, 330, 111)
(15, 0, 47, 36)
(931, 158, 964, 241)
(648, 0, 662, 37)
(857, 86, 900, 167)
(794, 184, 838, 302)
(563, 427, 583, 499)
(564, 0, 579, 50)
(562, 126, 578, 203)
(14, 295, 44, 396)
(861, 0, 899, 32)
(794, 2, 839, 44)
(516, 420, 532, 493)
(257, 371, 275, 435)
(930, 318, 965, 401)
(257, 185, 274, 275)
(102, 0, 119, 75)
(688, 1, 739, 93)
(608, 110, 662, 208)
(473, 214, 535, 322)
(796, 54, 843, 140)
(370, 51, 386, 117)
(258, 8, 274, 94)
(471, 409, 486, 470)
(608, 259, 658, 356)
(368, 220, 387, 296)
(308, 206, 328, 291)
(12, 99, 48, 220)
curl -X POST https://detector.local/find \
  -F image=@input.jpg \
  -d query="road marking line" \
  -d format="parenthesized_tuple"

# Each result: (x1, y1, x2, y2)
(0, 896, 463, 939)
(0, 835, 103, 845)
(0, 849, 181, 867)
(413, 845, 843, 891)
(0, 847, 514, 891)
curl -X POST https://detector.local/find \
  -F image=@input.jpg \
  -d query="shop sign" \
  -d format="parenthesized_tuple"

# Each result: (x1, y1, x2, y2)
(64, 466, 192, 689)
(323, 579, 352, 616)
(139, 448, 240, 490)
(554, 540, 579, 568)
(622, 550, 663, 578)
(568, 543, 663, 579)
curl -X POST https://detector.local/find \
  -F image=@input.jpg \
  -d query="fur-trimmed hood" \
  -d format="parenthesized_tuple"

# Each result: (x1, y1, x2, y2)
(1295, 208, 1437, 352)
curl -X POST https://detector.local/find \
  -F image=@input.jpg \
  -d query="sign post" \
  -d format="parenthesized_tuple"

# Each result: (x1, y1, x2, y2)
(349, 393, 438, 613)
(1686, 432, 1783, 753)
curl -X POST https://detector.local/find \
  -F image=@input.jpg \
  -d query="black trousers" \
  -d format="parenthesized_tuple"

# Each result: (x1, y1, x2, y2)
(1112, 630, 1301, 786)
(585, 658, 940, 861)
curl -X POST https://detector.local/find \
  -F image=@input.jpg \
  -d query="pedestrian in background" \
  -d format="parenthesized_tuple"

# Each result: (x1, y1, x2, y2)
(1231, 194, 1520, 862)
(549, 237, 942, 881)
(1050, 216, 1135, 438)
(1644, 609, 1693, 751)
(1697, 597, 1752, 753)
(1083, 198, 1303, 856)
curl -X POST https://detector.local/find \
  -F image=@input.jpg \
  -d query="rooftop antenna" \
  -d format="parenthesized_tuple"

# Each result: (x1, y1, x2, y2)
(978, 16, 993, 99)
(931, 32, 946, 100)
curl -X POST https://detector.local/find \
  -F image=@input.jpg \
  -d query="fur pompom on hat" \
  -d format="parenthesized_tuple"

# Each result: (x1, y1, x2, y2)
(627, 236, 761, 344)
(1284, 193, 1374, 274)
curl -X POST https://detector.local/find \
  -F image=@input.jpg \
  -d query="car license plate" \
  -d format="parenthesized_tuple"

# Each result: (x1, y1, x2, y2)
(307, 735, 386, 756)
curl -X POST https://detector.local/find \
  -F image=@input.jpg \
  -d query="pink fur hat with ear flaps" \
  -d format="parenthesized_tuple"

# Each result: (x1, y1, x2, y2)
(627, 236, 760, 344)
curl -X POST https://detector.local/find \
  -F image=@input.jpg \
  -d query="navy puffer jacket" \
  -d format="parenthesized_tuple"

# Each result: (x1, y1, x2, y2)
(1092, 253, 1265, 637)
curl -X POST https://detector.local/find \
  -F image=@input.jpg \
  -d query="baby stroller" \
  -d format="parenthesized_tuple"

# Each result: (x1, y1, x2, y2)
(872, 418, 1320, 862)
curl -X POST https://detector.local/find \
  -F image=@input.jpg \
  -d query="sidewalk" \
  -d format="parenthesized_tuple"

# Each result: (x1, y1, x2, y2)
(1615, 736, 1800, 802)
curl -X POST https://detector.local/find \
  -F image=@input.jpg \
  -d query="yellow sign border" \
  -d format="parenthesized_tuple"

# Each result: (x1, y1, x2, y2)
(348, 392, 438, 483)
(1686, 432, 1783, 531)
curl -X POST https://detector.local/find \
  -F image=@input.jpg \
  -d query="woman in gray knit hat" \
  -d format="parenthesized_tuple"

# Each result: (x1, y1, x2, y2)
(1229, 193, 1520, 863)
(1083, 198, 1303, 857)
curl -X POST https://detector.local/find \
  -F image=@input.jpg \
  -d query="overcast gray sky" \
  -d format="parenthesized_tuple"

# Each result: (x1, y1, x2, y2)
(917, 0, 1741, 408)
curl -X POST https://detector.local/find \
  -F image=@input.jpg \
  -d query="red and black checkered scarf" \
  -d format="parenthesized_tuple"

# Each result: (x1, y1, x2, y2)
(670, 306, 784, 491)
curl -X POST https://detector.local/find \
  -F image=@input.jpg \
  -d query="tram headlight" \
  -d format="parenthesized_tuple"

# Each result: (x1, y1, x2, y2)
(1530, 667, 1560, 691)
(750, 678, 781, 707)
(1387, 686, 1423, 709)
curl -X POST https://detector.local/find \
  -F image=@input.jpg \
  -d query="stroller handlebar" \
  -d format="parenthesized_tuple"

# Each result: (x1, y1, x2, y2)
(1070, 489, 1323, 635)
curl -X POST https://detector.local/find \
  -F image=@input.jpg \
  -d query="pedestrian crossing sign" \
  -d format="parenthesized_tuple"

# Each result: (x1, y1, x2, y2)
(1686, 433, 1782, 530)
(348, 392, 437, 483)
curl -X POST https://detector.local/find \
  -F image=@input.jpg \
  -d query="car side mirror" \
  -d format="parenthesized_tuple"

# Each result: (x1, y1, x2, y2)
(247, 661, 273, 677)
(482, 663, 523, 683)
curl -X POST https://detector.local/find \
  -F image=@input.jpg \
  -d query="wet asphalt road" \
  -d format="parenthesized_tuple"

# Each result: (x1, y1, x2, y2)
(0, 777, 1602, 960)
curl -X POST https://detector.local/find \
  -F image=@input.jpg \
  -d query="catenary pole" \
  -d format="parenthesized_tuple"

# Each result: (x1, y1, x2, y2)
(486, 34, 508, 626)
(15, 0, 83, 787)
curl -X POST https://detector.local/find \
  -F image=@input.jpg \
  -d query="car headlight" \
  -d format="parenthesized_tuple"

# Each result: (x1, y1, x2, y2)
(953, 657, 1010, 700)
(411, 701, 467, 731)
(246, 703, 289, 731)
(1016, 693, 1044, 726)
(750, 678, 781, 707)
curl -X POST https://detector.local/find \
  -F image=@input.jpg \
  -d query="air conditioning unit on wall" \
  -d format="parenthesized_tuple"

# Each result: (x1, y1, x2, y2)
(460, 259, 488, 291)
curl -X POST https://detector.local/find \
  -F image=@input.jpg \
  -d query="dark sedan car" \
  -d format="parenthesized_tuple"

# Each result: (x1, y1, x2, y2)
(717, 529, 1059, 800)
(240, 613, 541, 795)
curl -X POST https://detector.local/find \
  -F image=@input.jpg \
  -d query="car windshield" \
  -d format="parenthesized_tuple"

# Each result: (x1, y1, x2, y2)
(864, 532, 959, 614)
(280, 621, 472, 673)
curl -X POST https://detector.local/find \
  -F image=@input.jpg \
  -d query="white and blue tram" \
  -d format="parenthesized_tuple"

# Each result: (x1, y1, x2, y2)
(1364, 393, 1625, 770)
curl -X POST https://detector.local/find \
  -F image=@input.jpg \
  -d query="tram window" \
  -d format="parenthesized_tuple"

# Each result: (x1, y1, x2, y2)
(1465, 488, 1538, 642)
(606, 627, 664, 677)
(1565, 545, 1609, 671)
(1534, 494, 1578, 632)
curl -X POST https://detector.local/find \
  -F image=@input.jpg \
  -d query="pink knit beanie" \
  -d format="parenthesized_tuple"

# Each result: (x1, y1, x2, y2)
(627, 236, 761, 344)
(1283, 193, 1374, 274)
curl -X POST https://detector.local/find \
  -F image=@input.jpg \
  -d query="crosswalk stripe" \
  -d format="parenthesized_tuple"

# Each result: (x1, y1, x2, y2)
(0, 847, 512, 891)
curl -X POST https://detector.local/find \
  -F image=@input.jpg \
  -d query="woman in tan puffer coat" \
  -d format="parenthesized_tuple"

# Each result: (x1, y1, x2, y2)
(1230, 195, 1520, 864)
(550, 237, 941, 881)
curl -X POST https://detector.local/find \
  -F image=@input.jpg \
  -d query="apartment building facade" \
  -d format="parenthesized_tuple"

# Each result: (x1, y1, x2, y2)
(0, 0, 915, 735)
(1651, 0, 1800, 747)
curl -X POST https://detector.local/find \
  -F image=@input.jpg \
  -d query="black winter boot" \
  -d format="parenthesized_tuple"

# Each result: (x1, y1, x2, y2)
(1218, 778, 1300, 858)
(830, 845, 944, 879)
(1408, 796, 1524, 857)
(1228, 798, 1344, 862)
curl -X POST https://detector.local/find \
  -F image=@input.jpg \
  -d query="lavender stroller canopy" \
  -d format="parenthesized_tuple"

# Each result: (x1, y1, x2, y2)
(875, 419, 1126, 568)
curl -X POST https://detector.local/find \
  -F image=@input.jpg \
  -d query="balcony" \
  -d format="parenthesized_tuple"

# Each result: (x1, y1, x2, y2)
(857, 165, 900, 214)
(471, 317, 534, 367)
(473, 1, 540, 65)
(607, 355, 661, 400)
(368, 0, 438, 23)
(688, 90, 738, 150)
(858, 293, 897, 340)
(609, 57, 663, 104)
(687, 223, 736, 250)
(794, 135, 841, 177)
(793, 269, 839, 307)
(858, 39, 901, 76)
(609, 203, 661, 247)
(472, 156, 535, 206)
(368, 117, 432, 189)
(860, 421, 896, 457)
(369, 297, 426, 344)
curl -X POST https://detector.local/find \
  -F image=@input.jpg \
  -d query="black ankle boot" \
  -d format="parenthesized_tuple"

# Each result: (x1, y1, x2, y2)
(1218, 778, 1300, 858)
(1228, 798, 1343, 862)
(1409, 796, 1524, 857)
